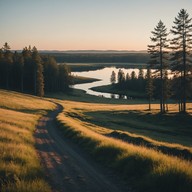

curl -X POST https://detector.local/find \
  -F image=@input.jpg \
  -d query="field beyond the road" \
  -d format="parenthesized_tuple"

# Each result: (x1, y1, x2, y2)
(53, 91, 192, 192)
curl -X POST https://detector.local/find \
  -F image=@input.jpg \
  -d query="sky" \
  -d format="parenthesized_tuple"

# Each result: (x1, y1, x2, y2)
(0, 0, 192, 51)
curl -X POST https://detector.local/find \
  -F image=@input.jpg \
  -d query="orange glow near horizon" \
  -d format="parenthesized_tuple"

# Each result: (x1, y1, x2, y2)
(1, 0, 191, 51)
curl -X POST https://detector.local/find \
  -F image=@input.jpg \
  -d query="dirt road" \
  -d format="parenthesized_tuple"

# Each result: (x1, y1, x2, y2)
(35, 103, 130, 192)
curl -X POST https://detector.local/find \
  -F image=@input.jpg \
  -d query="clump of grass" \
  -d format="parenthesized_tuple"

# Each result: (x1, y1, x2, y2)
(1, 179, 51, 192)
(0, 90, 53, 191)
(107, 130, 192, 160)
(57, 112, 192, 192)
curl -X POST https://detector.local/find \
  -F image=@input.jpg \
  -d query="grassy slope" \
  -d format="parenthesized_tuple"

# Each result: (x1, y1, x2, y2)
(51, 91, 192, 192)
(0, 90, 55, 192)
(2, 89, 192, 191)
(85, 110, 192, 147)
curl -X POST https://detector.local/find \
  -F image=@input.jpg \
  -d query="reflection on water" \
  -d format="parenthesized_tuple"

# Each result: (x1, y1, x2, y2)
(72, 67, 141, 99)
(73, 66, 173, 99)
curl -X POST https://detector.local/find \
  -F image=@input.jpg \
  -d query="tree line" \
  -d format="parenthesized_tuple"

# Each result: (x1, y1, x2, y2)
(110, 9, 192, 113)
(0, 43, 71, 97)
(147, 9, 192, 113)
(48, 52, 149, 63)
(110, 68, 171, 101)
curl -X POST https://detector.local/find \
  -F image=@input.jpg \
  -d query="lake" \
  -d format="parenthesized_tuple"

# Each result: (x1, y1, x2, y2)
(72, 67, 145, 99)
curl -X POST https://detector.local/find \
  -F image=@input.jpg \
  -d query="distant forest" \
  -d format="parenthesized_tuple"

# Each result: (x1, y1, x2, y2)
(0, 43, 71, 97)
(45, 52, 149, 63)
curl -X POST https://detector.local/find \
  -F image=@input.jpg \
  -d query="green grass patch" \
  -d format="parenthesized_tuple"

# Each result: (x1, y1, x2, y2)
(84, 110, 192, 147)
(91, 84, 146, 99)
(56, 110, 192, 192)
(47, 88, 149, 105)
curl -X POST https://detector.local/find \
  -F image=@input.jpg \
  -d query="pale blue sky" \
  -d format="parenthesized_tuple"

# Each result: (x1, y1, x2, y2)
(0, 0, 191, 50)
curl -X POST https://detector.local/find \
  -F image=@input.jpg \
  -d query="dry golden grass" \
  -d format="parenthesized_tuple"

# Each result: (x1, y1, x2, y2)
(55, 99, 192, 191)
(56, 99, 192, 145)
(57, 109, 192, 191)
(0, 90, 54, 191)
(0, 89, 55, 113)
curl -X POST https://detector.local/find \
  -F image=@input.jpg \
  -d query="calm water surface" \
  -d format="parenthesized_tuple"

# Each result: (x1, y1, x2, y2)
(72, 67, 142, 99)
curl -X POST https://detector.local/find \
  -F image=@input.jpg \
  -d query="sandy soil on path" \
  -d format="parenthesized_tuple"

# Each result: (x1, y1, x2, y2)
(35, 103, 130, 192)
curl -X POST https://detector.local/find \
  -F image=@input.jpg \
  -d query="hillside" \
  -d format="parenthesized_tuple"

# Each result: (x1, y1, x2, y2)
(0, 90, 54, 191)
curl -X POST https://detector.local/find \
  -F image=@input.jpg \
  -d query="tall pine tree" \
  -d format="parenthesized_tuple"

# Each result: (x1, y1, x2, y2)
(32, 47, 44, 97)
(146, 68, 154, 111)
(170, 9, 192, 113)
(2, 43, 13, 89)
(148, 20, 169, 113)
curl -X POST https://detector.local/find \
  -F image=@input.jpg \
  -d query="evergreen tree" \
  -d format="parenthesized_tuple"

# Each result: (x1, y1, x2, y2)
(126, 73, 130, 81)
(0, 43, 71, 95)
(131, 71, 137, 80)
(32, 47, 44, 97)
(2, 42, 13, 89)
(146, 68, 154, 111)
(170, 9, 192, 112)
(138, 68, 145, 92)
(22, 46, 33, 91)
(148, 20, 169, 113)
(58, 64, 71, 91)
(163, 70, 171, 111)
(138, 68, 144, 79)
(0, 49, 5, 87)
(43, 56, 58, 92)
(18, 55, 24, 92)
(110, 71, 116, 85)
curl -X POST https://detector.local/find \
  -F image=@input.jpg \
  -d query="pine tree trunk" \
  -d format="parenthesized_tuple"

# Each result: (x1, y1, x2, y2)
(34, 69, 37, 95)
(160, 45, 164, 113)
(21, 72, 23, 92)
(6, 73, 9, 90)
(183, 38, 186, 113)
(149, 97, 151, 111)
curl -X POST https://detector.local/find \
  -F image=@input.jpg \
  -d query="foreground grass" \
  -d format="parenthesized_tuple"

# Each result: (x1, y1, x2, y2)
(55, 99, 192, 192)
(0, 90, 54, 192)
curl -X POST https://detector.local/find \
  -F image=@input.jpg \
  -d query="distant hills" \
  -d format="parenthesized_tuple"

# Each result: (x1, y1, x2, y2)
(38, 50, 148, 54)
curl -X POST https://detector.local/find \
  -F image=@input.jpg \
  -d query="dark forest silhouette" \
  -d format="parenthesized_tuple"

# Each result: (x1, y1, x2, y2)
(0, 43, 71, 96)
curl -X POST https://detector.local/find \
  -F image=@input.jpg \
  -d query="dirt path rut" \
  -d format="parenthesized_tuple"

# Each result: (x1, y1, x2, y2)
(35, 103, 130, 192)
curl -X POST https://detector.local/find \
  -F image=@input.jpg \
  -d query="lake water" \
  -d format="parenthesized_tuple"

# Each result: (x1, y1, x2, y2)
(72, 67, 144, 99)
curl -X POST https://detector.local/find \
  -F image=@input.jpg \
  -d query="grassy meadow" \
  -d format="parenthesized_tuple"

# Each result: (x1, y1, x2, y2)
(0, 90, 54, 192)
(52, 92, 192, 192)
(1, 88, 192, 192)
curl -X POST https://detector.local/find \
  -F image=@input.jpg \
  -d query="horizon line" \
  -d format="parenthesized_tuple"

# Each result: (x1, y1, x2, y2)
(12, 49, 147, 52)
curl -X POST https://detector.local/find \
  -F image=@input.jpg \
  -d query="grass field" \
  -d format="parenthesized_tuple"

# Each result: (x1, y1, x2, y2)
(0, 90, 54, 192)
(1, 89, 192, 192)
(52, 91, 192, 192)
